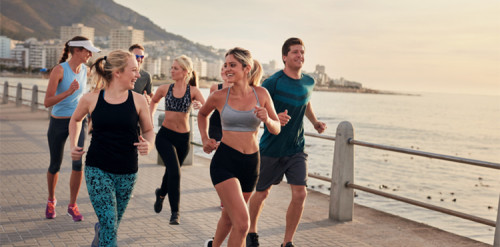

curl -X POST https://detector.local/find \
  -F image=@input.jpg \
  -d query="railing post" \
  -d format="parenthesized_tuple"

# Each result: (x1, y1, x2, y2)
(16, 82, 22, 107)
(31, 85, 38, 112)
(2, 81, 8, 104)
(157, 113, 165, 166)
(494, 194, 500, 247)
(183, 114, 194, 166)
(329, 121, 354, 222)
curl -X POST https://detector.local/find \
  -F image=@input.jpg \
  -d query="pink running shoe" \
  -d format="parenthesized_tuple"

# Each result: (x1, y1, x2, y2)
(45, 200, 57, 219)
(67, 204, 84, 221)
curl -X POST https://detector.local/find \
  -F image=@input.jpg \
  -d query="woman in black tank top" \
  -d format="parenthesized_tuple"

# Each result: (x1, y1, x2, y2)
(149, 55, 206, 225)
(68, 50, 154, 246)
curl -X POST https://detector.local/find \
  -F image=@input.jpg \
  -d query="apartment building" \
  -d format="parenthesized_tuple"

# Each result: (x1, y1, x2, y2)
(110, 26, 144, 50)
(60, 23, 95, 42)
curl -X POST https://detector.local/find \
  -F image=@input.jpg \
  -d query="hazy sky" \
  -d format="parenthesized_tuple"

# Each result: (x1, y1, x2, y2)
(114, 0, 500, 95)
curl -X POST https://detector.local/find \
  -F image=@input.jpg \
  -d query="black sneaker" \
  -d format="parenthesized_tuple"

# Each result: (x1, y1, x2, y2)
(280, 242, 295, 247)
(169, 211, 180, 225)
(154, 188, 164, 213)
(204, 238, 213, 247)
(246, 232, 260, 247)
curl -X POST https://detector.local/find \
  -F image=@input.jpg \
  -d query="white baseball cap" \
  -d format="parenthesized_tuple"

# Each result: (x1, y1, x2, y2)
(68, 40, 101, 53)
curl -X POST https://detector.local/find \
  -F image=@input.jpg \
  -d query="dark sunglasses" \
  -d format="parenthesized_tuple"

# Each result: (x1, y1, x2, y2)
(135, 55, 145, 60)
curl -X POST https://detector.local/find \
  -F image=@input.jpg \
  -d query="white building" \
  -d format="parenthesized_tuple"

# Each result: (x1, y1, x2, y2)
(206, 60, 224, 80)
(161, 56, 173, 78)
(110, 26, 144, 50)
(60, 23, 95, 43)
(144, 56, 162, 78)
(193, 57, 207, 78)
(44, 43, 64, 69)
(0, 36, 11, 59)
(11, 45, 29, 68)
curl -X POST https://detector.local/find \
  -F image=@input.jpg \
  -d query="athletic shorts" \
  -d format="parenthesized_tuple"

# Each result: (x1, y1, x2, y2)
(255, 152, 308, 191)
(210, 142, 259, 193)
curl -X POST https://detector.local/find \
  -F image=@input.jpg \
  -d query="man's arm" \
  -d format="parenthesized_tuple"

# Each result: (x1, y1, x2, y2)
(305, 102, 326, 134)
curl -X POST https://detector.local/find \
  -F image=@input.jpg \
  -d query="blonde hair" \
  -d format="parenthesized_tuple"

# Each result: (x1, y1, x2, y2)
(90, 50, 133, 89)
(174, 55, 198, 87)
(225, 47, 263, 86)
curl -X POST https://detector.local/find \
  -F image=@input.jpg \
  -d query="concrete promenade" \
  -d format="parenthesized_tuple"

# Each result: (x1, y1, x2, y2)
(0, 102, 490, 246)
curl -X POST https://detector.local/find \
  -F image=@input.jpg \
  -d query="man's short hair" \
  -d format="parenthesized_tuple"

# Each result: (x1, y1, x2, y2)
(281, 38, 304, 64)
(129, 44, 145, 52)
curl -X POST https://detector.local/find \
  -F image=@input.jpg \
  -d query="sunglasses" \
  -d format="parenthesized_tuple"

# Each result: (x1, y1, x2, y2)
(135, 55, 145, 60)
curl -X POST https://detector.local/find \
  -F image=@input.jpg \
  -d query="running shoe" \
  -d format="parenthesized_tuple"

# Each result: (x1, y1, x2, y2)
(170, 211, 180, 225)
(204, 238, 213, 247)
(246, 232, 260, 247)
(154, 188, 164, 213)
(280, 242, 295, 247)
(45, 200, 57, 219)
(67, 204, 84, 221)
(91, 222, 100, 247)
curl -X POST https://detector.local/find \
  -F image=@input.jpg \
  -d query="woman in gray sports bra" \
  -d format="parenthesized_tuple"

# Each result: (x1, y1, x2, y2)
(149, 55, 206, 225)
(198, 47, 281, 247)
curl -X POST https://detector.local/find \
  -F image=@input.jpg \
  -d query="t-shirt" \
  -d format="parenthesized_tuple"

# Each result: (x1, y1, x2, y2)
(133, 70, 152, 95)
(259, 70, 315, 157)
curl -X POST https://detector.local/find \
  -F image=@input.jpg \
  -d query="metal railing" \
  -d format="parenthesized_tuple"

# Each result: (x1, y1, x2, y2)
(3, 81, 499, 245)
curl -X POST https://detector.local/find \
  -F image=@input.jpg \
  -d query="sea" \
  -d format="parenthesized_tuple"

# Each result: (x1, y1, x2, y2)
(2, 76, 499, 245)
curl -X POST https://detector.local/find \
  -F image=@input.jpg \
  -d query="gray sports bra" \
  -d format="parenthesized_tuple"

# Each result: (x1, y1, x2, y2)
(221, 87, 261, 132)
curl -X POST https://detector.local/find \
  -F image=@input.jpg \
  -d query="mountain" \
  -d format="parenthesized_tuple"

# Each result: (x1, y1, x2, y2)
(0, 0, 222, 59)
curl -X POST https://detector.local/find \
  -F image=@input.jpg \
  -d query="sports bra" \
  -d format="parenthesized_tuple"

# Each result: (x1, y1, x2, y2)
(221, 87, 261, 132)
(164, 83, 191, 112)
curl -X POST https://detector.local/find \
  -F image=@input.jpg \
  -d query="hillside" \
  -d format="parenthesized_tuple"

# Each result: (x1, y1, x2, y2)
(0, 0, 221, 60)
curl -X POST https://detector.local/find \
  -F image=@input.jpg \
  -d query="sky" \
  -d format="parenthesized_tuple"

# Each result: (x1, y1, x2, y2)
(114, 0, 500, 95)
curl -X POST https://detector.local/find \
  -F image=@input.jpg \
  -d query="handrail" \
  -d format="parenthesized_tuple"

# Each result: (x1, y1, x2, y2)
(346, 182, 496, 227)
(349, 138, 500, 170)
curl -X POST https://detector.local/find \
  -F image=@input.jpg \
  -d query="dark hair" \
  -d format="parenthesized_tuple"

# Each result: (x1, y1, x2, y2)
(90, 50, 132, 89)
(129, 44, 144, 52)
(281, 37, 304, 64)
(59, 36, 89, 64)
(225, 47, 263, 86)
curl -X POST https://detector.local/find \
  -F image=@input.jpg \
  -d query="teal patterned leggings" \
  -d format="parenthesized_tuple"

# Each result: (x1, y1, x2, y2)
(85, 166, 137, 247)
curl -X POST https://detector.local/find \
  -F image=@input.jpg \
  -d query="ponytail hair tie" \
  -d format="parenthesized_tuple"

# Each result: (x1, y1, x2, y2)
(103, 56, 107, 61)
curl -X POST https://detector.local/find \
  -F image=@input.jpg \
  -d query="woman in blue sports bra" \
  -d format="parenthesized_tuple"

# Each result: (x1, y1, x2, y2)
(149, 55, 205, 225)
(198, 47, 281, 247)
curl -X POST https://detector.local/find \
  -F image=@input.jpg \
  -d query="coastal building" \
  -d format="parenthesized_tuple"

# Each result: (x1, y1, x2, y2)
(160, 56, 173, 79)
(206, 60, 223, 81)
(60, 23, 95, 43)
(144, 56, 162, 78)
(110, 26, 144, 50)
(44, 42, 64, 69)
(193, 57, 207, 78)
(0, 36, 11, 59)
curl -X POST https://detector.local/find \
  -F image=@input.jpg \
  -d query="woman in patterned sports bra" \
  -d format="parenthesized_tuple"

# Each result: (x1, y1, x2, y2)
(149, 55, 205, 225)
(198, 47, 281, 247)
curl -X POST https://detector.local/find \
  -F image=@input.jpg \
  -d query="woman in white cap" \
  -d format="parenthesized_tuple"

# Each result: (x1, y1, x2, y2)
(43, 35, 100, 222)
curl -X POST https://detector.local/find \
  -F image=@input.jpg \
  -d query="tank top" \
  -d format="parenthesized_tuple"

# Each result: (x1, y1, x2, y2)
(86, 90, 139, 174)
(51, 62, 87, 117)
(221, 87, 261, 132)
(208, 84, 223, 141)
(165, 83, 191, 112)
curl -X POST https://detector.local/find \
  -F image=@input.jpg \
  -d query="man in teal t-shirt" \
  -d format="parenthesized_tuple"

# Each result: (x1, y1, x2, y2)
(247, 38, 327, 247)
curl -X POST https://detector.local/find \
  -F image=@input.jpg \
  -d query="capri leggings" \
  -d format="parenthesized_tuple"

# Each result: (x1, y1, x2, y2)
(85, 165, 137, 247)
(155, 126, 190, 213)
(47, 117, 87, 174)
(210, 142, 260, 193)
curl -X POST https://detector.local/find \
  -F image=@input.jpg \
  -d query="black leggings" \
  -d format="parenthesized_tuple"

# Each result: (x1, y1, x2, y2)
(47, 117, 87, 174)
(155, 126, 190, 213)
